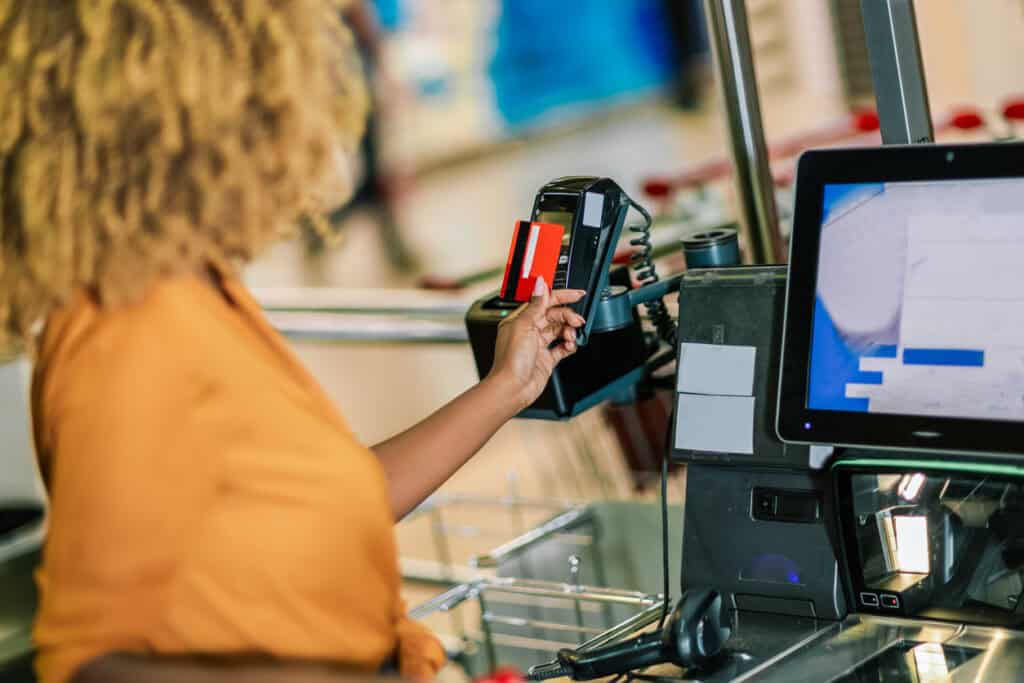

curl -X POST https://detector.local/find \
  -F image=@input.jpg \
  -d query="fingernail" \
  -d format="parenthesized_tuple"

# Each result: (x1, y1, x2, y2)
(533, 276, 547, 296)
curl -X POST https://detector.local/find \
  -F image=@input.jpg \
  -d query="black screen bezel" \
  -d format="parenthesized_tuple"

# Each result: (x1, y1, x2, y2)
(777, 142, 1024, 455)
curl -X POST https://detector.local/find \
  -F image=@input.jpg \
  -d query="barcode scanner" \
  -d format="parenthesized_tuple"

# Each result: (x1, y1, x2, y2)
(528, 589, 731, 681)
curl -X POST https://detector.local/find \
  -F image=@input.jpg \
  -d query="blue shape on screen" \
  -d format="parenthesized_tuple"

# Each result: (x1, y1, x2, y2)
(865, 344, 899, 358)
(903, 348, 985, 367)
(822, 183, 885, 224)
(808, 298, 874, 412)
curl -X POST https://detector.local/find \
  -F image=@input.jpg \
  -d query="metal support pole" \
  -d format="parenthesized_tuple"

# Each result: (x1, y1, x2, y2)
(703, 0, 785, 264)
(860, 0, 934, 144)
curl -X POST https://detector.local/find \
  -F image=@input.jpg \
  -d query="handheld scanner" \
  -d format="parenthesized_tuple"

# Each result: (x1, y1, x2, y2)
(530, 177, 629, 346)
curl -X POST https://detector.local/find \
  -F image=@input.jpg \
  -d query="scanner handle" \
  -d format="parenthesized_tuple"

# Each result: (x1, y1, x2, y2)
(554, 631, 664, 680)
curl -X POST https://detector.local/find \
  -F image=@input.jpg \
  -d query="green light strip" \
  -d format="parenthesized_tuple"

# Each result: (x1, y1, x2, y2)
(836, 458, 1024, 478)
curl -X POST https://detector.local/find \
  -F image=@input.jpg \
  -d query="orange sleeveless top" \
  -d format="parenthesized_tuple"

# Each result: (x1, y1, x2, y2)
(30, 272, 444, 683)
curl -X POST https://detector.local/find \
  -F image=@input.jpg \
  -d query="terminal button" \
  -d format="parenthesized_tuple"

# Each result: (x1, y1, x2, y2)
(860, 592, 880, 608)
(751, 487, 820, 523)
(881, 594, 900, 609)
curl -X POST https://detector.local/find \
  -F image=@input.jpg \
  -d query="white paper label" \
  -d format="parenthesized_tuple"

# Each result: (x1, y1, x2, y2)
(675, 394, 755, 454)
(677, 343, 756, 396)
(582, 192, 605, 228)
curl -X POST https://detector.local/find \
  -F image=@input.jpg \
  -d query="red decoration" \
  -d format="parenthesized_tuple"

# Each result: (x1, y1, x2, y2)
(474, 666, 526, 683)
(643, 179, 672, 198)
(1003, 99, 1024, 121)
(950, 108, 985, 130)
(852, 109, 880, 133)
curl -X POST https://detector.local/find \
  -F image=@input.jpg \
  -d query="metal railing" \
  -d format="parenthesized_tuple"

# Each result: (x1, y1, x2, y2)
(411, 575, 665, 676)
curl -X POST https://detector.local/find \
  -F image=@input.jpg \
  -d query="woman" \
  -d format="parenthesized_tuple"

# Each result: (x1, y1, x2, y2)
(0, 2, 584, 682)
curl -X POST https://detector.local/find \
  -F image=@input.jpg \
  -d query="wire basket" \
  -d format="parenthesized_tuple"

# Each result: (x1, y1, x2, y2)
(412, 576, 665, 679)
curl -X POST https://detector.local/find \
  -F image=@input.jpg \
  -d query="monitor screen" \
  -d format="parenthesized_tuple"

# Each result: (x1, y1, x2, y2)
(807, 178, 1024, 422)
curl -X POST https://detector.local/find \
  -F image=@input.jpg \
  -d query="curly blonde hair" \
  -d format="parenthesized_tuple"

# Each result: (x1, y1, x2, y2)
(0, 0, 368, 355)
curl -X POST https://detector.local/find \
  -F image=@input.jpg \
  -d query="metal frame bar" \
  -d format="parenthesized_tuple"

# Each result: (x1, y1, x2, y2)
(399, 495, 587, 585)
(410, 575, 664, 667)
(266, 312, 469, 344)
(703, 0, 785, 265)
(471, 506, 592, 569)
(409, 576, 661, 620)
(860, 0, 934, 144)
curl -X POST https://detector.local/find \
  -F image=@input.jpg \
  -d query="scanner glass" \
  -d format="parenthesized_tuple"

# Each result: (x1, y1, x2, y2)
(837, 463, 1024, 627)
(831, 641, 981, 683)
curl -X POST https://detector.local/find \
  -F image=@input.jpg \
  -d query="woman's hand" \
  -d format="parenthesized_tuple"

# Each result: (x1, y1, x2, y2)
(373, 277, 585, 517)
(488, 277, 586, 411)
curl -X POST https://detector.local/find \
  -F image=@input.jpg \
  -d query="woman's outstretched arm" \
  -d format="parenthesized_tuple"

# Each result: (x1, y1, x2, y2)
(373, 279, 585, 519)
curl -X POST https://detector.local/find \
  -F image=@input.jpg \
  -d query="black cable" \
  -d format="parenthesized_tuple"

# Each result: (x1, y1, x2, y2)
(528, 662, 573, 680)
(628, 199, 677, 349)
(629, 197, 675, 633)
(627, 674, 681, 683)
(657, 422, 672, 631)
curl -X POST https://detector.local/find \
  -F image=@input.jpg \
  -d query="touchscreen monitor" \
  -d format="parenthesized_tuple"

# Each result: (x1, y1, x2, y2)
(809, 178, 1024, 421)
(777, 143, 1024, 455)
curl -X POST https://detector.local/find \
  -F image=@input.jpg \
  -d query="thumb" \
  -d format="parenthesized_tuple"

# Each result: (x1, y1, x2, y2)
(525, 276, 550, 321)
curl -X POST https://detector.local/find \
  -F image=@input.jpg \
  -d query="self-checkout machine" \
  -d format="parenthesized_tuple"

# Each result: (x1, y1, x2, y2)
(671, 1, 1024, 680)
(469, 1, 1024, 681)
(734, 1, 1024, 678)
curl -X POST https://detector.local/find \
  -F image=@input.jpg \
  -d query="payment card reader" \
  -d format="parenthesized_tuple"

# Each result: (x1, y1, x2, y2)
(467, 176, 670, 420)
(494, 177, 631, 345)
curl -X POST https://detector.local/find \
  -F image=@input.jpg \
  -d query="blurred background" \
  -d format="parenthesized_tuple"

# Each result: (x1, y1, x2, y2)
(3, 1, 1024, 680)
(249, 0, 1024, 288)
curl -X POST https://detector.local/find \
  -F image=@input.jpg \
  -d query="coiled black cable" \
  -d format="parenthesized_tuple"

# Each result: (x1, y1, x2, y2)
(628, 199, 677, 349)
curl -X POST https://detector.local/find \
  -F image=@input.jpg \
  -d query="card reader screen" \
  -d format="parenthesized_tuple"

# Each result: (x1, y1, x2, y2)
(537, 210, 575, 245)
(536, 208, 576, 288)
(807, 178, 1024, 420)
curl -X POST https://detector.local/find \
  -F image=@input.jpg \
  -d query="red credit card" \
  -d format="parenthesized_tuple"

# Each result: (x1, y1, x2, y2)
(500, 220, 565, 302)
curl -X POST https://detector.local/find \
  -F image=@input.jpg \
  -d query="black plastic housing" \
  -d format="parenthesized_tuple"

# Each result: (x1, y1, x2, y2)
(530, 176, 630, 346)
(466, 294, 647, 420)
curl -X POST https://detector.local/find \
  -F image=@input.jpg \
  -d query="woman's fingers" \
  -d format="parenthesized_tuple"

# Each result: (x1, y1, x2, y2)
(540, 321, 578, 349)
(550, 341, 577, 363)
(524, 278, 586, 329)
(545, 306, 585, 328)
(549, 288, 586, 306)
(539, 324, 561, 347)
